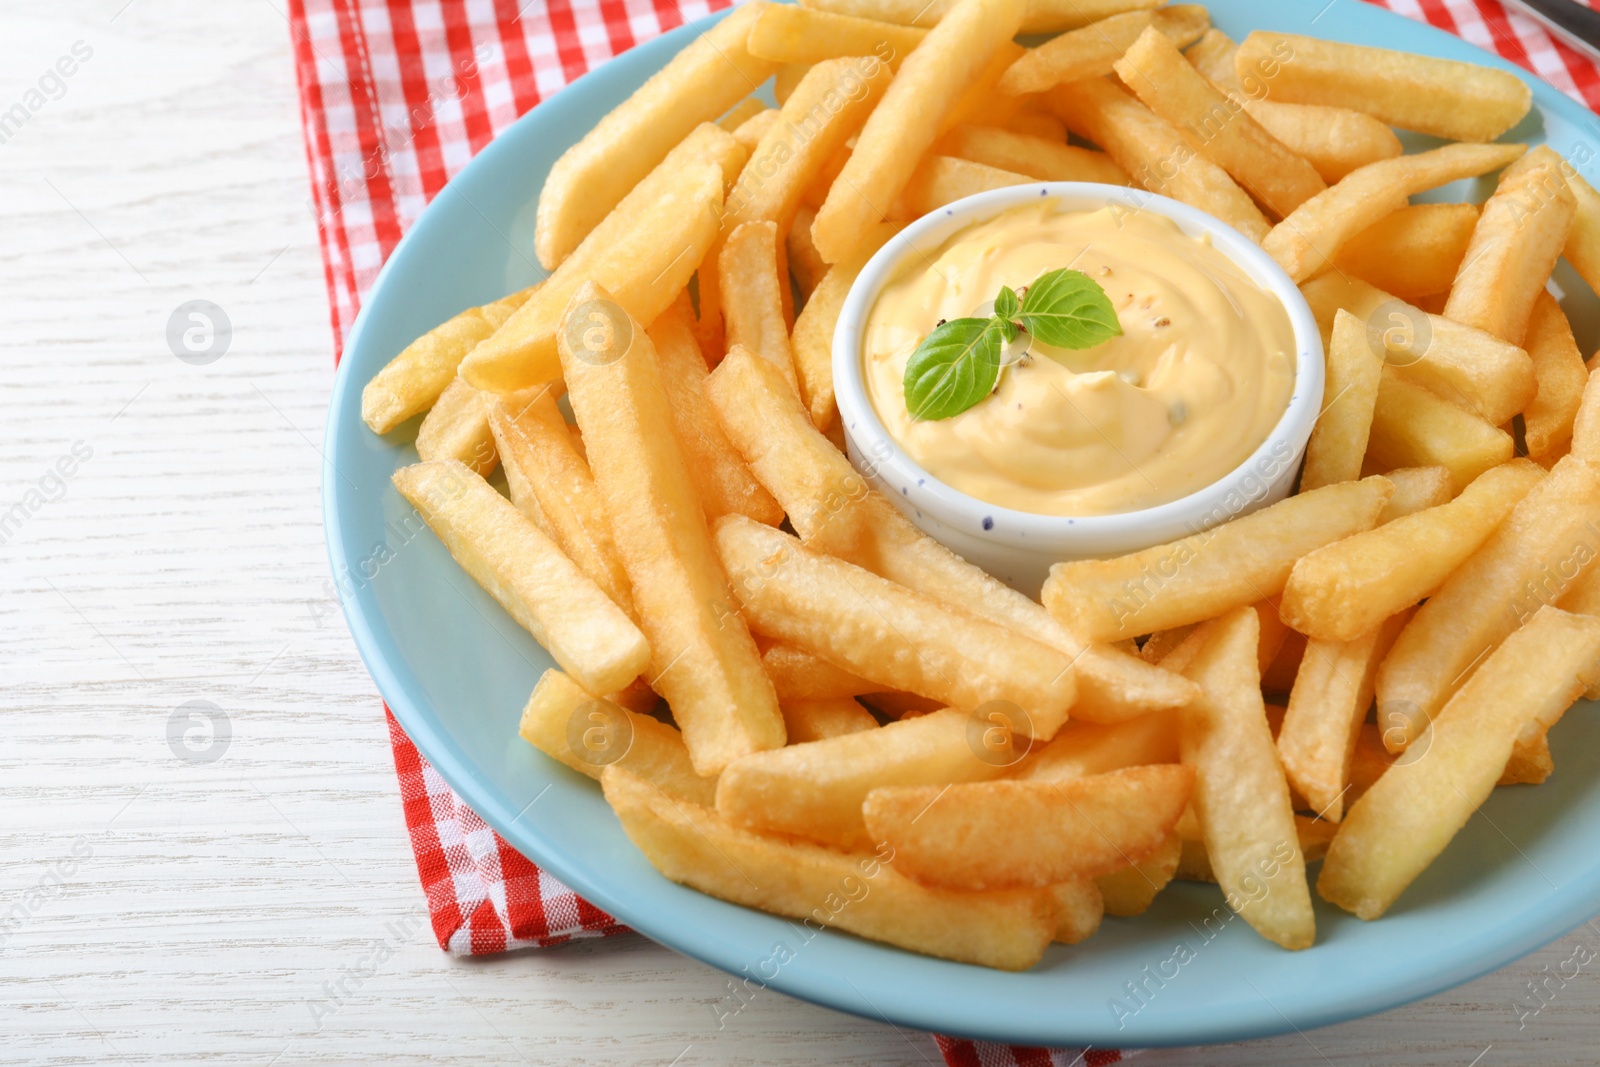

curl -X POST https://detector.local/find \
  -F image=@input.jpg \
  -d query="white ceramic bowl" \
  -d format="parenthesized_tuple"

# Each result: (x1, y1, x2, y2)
(832, 182, 1324, 596)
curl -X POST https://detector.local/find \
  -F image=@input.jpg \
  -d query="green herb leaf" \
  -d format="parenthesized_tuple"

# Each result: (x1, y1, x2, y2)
(902, 317, 1006, 421)
(1017, 268, 1123, 350)
(994, 285, 1020, 323)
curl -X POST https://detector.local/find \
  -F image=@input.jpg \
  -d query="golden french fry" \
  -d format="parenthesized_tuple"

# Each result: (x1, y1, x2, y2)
(1331, 203, 1478, 302)
(715, 515, 1080, 737)
(393, 461, 651, 695)
(1321, 607, 1600, 919)
(1277, 608, 1412, 823)
(716, 707, 1010, 849)
(465, 152, 727, 393)
(647, 298, 784, 525)
(1051, 880, 1106, 942)
(748, 4, 926, 67)
(1047, 77, 1270, 242)
(1301, 309, 1383, 491)
(1522, 292, 1588, 464)
(1235, 31, 1532, 142)
(519, 669, 714, 805)
(864, 765, 1194, 889)
(1175, 812, 1335, 882)
(798, 0, 1160, 34)
(1376, 454, 1600, 751)
(1178, 606, 1314, 949)
(939, 43, 1030, 137)
(362, 288, 535, 433)
(1282, 460, 1545, 642)
(889, 155, 1033, 220)
(1443, 146, 1576, 345)
(719, 222, 798, 388)
(1043, 477, 1394, 641)
(811, 0, 1024, 263)
(1014, 712, 1180, 781)
(1301, 273, 1536, 427)
(558, 282, 784, 775)
(1096, 833, 1182, 917)
(762, 642, 876, 700)
(1001, 109, 1068, 141)
(1115, 27, 1324, 219)
(732, 107, 781, 149)
(1561, 164, 1600, 298)
(1139, 626, 1196, 666)
(716, 96, 768, 132)
(936, 125, 1131, 186)
(790, 225, 901, 430)
(996, 6, 1210, 96)
(485, 388, 634, 614)
(1263, 143, 1525, 283)
(786, 205, 829, 301)
(1377, 467, 1454, 521)
(534, 4, 772, 267)
(1571, 365, 1600, 465)
(707, 346, 1200, 722)
(1366, 368, 1515, 486)
(774, 63, 811, 107)
(604, 765, 1055, 970)
(780, 697, 879, 743)
(416, 376, 498, 475)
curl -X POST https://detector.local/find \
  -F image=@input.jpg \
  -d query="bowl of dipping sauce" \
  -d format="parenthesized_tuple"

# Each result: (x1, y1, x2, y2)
(833, 182, 1323, 595)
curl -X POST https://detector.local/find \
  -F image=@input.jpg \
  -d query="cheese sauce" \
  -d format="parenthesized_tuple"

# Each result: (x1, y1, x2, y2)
(862, 203, 1297, 516)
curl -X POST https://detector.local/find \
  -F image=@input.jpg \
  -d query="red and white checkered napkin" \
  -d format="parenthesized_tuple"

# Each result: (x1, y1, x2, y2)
(292, 0, 1600, 1059)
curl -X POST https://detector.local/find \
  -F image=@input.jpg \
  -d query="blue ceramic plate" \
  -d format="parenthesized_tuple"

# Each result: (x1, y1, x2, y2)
(325, 1, 1600, 1047)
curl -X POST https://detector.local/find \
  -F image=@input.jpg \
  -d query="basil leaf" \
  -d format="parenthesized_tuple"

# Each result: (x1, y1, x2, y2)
(902, 317, 1005, 421)
(1018, 268, 1123, 350)
(994, 285, 1020, 323)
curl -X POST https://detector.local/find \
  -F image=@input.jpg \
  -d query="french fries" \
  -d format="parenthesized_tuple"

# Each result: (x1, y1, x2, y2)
(485, 388, 634, 613)
(1043, 477, 1394, 641)
(1234, 31, 1532, 142)
(780, 697, 879, 743)
(1014, 712, 1180, 781)
(1522, 293, 1588, 464)
(362, 288, 534, 433)
(1561, 166, 1600, 298)
(520, 669, 714, 805)
(935, 125, 1131, 186)
(415, 376, 498, 475)
(534, 3, 773, 267)
(1097, 833, 1182, 917)
(1047, 77, 1269, 242)
(719, 223, 797, 387)
(393, 460, 650, 695)
(1262, 142, 1525, 283)
(1281, 460, 1545, 642)
(605, 765, 1056, 970)
(1320, 608, 1600, 919)
(1331, 203, 1478, 302)
(863, 765, 1195, 889)
(716, 707, 1009, 850)
(889, 156, 1033, 220)
(1051, 880, 1105, 943)
(1115, 27, 1324, 219)
(1443, 146, 1576, 345)
(1299, 310, 1381, 492)
(810, 0, 1024, 263)
(1179, 606, 1315, 949)
(748, 4, 926, 67)
(715, 515, 1080, 737)
(1375, 455, 1600, 750)
(798, 0, 1161, 34)
(1378, 467, 1454, 521)
(558, 283, 784, 775)
(789, 225, 901, 430)
(1365, 368, 1515, 487)
(995, 5, 1210, 96)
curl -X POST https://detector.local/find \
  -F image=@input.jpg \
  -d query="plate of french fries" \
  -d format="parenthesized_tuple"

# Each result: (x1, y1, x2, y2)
(325, 0, 1600, 1047)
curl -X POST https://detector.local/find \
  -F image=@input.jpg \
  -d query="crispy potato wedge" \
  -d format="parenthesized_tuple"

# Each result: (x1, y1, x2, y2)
(996, 6, 1210, 96)
(393, 460, 650, 695)
(1282, 460, 1545, 642)
(362, 288, 535, 433)
(864, 765, 1195, 889)
(416, 376, 498, 475)
(485, 388, 634, 613)
(1301, 309, 1382, 491)
(1263, 143, 1525, 282)
(1522, 292, 1588, 464)
(1376, 454, 1600, 750)
(1051, 880, 1106, 943)
(716, 707, 1010, 850)
(811, 0, 1024, 262)
(1096, 833, 1182, 917)
(748, 4, 926, 67)
(780, 698, 880, 744)
(1178, 606, 1314, 949)
(936, 125, 1131, 186)
(1443, 146, 1576, 345)
(520, 669, 714, 805)
(1043, 477, 1394, 641)
(534, 4, 772, 268)
(558, 283, 784, 775)
(715, 515, 1079, 737)
(1366, 368, 1515, 486)
(1331, 203, 1478, 302)
(1047, 77, 1269, 242)
(1116, 27, 1323, 219)
(1235, 31, 1532, 142)
(604, 765, 1055, 970)
(1321, 608, 1600, 919)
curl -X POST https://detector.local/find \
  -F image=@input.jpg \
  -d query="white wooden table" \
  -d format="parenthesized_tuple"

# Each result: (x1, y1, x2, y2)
(2, 2, 1597, 1063)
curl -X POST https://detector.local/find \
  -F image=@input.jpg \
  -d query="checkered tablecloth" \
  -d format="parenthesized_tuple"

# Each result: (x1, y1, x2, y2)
(292, 0, 1600, 1060)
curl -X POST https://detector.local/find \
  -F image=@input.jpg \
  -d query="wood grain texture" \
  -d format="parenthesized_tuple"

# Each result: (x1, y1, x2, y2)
(0, 2, 1596, 1063)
